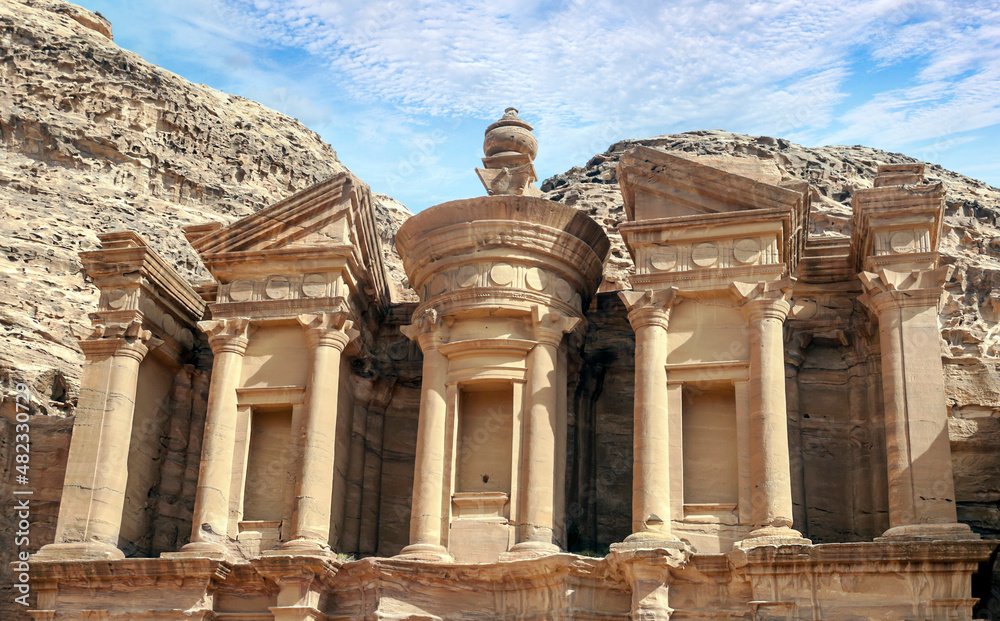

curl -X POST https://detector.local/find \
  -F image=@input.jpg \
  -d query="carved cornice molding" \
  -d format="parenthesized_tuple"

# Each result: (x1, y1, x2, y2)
(79, 315, 157, 363)
(858, 266, 952, 316)
(400, 308, 454, 352)
(731, 279, 795, 323)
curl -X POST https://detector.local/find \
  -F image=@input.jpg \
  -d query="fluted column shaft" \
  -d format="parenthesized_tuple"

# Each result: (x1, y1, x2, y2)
(745, 298, 797, 533)
(284, 313, 354, 551)
(400, 328, 450, 557)
(184, 318, 250, 555)
(41, 331, 149, 559)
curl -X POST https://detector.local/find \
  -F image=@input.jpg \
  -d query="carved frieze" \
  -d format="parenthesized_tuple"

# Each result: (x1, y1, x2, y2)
(871, 228, 931, 257)
(637, 235, 780, 275)
(418, 261, 583, 311)
(219, 273, 344, 304)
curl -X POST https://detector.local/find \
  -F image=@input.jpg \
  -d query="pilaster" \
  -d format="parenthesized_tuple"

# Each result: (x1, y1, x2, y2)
(860, 268, 976, 541)
(35, 317, 154, 560)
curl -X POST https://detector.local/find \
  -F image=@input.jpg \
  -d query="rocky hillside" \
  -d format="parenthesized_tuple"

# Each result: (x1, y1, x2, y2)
(0, 0, 415, 414)
(0, 2, 408, 616)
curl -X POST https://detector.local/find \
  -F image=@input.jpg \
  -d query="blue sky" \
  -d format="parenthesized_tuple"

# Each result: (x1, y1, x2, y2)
(77, 0, 1000, 212)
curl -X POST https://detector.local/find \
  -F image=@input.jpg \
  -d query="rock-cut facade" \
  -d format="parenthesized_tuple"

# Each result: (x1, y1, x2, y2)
(25, 109, 996, 620)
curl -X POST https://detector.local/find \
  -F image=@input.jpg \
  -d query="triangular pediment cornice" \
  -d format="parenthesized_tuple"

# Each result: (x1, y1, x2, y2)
(183, 172, 390, 312)
(618, 146, 805, 221)
(185, 174, 354, 255)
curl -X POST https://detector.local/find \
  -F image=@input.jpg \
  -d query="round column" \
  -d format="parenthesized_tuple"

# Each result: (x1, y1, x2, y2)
(625, 305, 678, 543)
(181, 318, 250, 557)
(399, 322, 451, 559)
(283, 313, 354, 552)
(514, 336, 560, 553)
(509, 308, 578, 556)
(741, 298, 804, 544)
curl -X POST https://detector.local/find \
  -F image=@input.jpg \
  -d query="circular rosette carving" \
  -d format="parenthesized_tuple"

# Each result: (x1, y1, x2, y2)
(649, 247, 677, 271)
(105, 288, 129, 310)
(161, 313, 178, 336)
(265, 276, 290, 300)
(301, 274, 327, 298)
(733, 238, 762, 265)
(229, 280, 254, 302)
(554, 278, 574, 302)
(489, 263, 514, 286)
(890, 230, 916, 254)
(457, 264, 479, 288)
(428, 274, 448, 297)
(691, 242, 719, 268)
(525, 267, 548, 292)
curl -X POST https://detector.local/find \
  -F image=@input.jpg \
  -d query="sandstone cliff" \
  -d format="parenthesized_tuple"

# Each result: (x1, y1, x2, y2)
(0, 2, 408, 616)
(0, 0, 417, 414)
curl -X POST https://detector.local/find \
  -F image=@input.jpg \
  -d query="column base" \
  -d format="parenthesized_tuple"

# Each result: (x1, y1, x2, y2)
(273, 538, 332, 555)
(396, 543, 454, 562)
(733, 525, 811, 550)
(611, 530, 688, 553)
(876, 523, 980, 542)
(270, 606, 324, 621)
(32, 542, 124, 561)
(502, 540, 561, 560)
(163, 540, 231, 561)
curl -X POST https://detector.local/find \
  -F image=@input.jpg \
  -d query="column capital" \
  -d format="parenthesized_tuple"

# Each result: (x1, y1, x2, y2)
(199, 317, 253, 356)
(619, 288, 679, 331)
(732, 280, 794, 323)
(530, 305, 580, 346)
(79, 318, 155, 363)
(859, 266, 952, 316)
(401, 308, 453, 352)
(298, 312, 359, 351)
(783, 330, 812, 371)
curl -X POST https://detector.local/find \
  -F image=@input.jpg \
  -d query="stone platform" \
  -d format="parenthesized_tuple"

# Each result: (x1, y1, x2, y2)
(28, 540, 994, 620)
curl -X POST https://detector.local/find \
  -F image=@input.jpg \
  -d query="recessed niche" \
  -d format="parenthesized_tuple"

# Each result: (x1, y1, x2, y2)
(682, 384, 738, 505)
(456, 383, 513, 495)
(242, 406, 292, 522)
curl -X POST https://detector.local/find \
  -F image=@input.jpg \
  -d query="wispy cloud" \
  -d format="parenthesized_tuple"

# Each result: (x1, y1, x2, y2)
(82, 0, 1000, 206)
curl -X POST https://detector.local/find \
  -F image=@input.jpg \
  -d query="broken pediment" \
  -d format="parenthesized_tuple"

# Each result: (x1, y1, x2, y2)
(618, 146, 808, 221)
(185, 174, 357, 255)
(183, 172, 390, 311)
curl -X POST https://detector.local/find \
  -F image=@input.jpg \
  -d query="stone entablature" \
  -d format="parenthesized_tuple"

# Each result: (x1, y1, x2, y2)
(396, 195, 607, 317)
(80, 230, 205, 361)
(850, 163, 944, 274)
(26, 113, 994, 621)
(184, 172, 388, 330)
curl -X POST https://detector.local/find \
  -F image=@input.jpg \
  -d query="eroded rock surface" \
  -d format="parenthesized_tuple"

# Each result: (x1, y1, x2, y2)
(0, 2, 407, 616)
